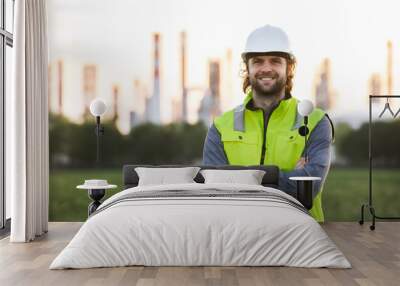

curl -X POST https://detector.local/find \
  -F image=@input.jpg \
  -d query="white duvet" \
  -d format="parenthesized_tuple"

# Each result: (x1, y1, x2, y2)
(50, 183, 351, 269)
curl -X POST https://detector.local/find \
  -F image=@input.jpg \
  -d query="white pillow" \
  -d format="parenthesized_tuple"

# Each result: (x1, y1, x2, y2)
(135, 167, 200, 186)
(200, 169, 266, 185)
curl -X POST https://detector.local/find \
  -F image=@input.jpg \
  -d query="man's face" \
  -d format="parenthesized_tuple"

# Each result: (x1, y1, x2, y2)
(248, 55, 287, 97)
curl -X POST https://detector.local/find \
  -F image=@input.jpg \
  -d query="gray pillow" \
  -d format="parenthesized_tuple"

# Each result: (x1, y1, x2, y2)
(135, 167, 201, 186)
(200, 169, 266, 185)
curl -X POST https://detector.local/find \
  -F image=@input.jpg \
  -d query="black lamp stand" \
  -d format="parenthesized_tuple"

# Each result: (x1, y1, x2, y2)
(298, 116, 310, 162)
(95, 116, 104, 164)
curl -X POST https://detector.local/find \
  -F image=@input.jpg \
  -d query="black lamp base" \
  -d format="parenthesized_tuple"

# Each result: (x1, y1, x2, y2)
(88, 189, 105, 216)
(295, 180, 313, 210)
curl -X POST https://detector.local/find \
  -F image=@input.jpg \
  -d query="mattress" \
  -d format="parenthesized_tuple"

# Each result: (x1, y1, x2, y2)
(50, 183, 351, 269)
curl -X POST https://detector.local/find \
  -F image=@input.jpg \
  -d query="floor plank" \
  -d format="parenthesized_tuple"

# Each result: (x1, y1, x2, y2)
(0, 222, 399, 286)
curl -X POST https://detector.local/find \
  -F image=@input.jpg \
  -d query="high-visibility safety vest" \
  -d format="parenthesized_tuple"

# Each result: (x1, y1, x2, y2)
(214, 91, 327, 222)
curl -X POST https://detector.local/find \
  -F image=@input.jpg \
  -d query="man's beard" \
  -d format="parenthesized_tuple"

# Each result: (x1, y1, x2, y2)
(249, 71, 287, 97)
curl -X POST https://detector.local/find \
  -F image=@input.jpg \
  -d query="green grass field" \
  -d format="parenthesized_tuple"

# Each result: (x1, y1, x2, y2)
(49, 167, 400, 221)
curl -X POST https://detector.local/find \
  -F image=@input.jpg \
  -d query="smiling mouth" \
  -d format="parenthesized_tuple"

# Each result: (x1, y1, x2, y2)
(257, 77, 275, 83)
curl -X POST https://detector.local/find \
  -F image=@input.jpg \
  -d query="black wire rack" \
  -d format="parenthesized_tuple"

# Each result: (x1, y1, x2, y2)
(359, 95, 400, 230)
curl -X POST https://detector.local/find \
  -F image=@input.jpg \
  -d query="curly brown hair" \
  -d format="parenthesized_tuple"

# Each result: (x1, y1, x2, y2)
(240, 53, 296, 94)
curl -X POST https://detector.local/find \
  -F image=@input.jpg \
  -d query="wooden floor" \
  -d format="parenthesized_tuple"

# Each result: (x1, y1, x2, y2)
(0, 222, 399, 286)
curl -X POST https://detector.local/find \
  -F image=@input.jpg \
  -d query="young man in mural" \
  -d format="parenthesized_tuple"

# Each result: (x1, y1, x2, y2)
(203, 25, 334, 222)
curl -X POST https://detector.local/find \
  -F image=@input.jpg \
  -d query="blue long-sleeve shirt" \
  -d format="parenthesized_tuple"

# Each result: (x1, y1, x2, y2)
(202, 112, 333, 199)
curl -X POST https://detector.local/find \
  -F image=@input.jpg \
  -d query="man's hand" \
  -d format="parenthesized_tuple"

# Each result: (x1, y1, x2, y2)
(295, 157, 307, 169)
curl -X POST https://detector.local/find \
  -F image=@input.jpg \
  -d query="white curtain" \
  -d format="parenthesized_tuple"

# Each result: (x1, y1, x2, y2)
(9, 0, 49, 242)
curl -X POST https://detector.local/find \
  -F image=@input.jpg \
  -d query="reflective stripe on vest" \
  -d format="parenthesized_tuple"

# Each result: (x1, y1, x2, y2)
(234, 101, 304, 132)
(233, 104, 245, 132)
(214, 91, 326, 222)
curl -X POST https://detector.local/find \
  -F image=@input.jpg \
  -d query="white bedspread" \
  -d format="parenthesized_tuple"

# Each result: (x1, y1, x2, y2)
(50, 183, 351, 269)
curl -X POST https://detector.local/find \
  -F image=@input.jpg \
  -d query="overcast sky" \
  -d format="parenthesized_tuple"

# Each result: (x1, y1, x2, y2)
(47, 0, 400, 131)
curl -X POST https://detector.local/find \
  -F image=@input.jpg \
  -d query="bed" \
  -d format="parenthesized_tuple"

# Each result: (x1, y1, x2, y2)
(50, 165, 351, 269)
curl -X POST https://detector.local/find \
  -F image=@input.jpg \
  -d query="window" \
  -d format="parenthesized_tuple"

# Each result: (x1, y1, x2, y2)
(1, 0, 14, 232)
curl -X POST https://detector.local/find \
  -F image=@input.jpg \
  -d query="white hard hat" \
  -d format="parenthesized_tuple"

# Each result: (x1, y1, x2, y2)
(242, 25, 294, 61)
